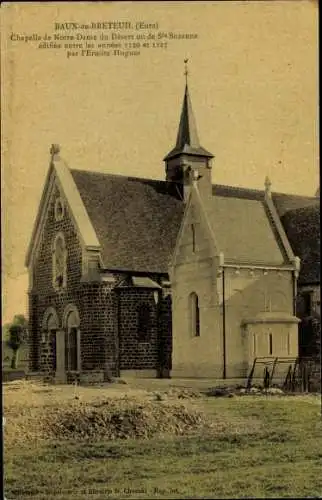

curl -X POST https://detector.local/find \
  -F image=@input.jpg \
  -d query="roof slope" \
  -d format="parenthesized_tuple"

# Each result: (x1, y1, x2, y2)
(213, 184, 319, 217)
(208, 196, 286, 265)
(70, 169, 318, 274)
(281, 205, 320, 284)
(71, 170, 184, 273)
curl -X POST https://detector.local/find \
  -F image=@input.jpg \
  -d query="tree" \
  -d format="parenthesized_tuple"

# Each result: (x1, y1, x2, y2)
(6, 314, 28, 369)
(12, 314, 28, 329)
(2, 323, 11, 341)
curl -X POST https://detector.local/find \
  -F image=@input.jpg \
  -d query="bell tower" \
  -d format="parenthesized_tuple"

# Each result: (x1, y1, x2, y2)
(164, 60, 214, 202)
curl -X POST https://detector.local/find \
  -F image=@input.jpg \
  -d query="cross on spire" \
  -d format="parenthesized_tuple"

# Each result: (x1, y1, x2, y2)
(184, 58, 189, 85)
(50, 144, 60, 162)
(264, 176, 272, 197)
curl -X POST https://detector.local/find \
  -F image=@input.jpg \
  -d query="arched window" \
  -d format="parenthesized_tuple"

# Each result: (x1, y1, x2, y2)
(189, 292, 200, 337)
(52, 233, 67, 291)
(54, 197, 65, 221)
(63, 305, 80, 372)
(137, 303, 152, 343)
(269, 333, 273, 355)
(191, 224, 196, 253)
(42, 307, 59, 372)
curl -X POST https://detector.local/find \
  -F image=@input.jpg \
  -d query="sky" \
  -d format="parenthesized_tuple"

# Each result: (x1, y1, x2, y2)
(1, 1, 319, 324)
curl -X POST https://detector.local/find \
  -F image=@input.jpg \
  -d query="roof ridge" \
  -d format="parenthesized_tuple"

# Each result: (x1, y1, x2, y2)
(71, 169, 316, 199)
(71, 168, 167, 184)
(213, 182, 262, 190)
(213, 182, 317, 200)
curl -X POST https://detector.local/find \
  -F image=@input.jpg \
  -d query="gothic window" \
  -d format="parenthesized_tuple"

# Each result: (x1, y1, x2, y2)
(52, 233, 67, 291)
(64, 308, 80, 372)
(190, 292, 200, 337)
(50, 330, 57, 372)
(65, 327, 78, 371)
(54, 197, 65, 221)
(137, 303, 152, 343)
(41, 307, 59, 372)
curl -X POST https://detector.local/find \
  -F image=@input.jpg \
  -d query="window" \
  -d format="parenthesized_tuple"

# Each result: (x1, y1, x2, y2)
(253, 333, 257, 356)
(269, 333, 273, 355)
(65, 327, 78, 371)
(191, 224, 196, 253)
(137, 304, 152, 342)
(190, 292, 200, 337)
(63, 306, 80, 372)
(302, 292, 312, 316)
(52, 233, 67, 291)
(42, 308, 59, 372)
(50, 330, 57, 372)
(54, 197, 65, 221)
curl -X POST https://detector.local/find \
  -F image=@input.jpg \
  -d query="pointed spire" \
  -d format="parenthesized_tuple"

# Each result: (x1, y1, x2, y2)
(164, 61, 213, 161)
(176, 83, 200, 150)
(176, 58, 200, 149)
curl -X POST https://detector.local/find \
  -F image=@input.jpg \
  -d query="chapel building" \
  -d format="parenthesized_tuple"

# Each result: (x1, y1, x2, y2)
(25, 79, 320, 383)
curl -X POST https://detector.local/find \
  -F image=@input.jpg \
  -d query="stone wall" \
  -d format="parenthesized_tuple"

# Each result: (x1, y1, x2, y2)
(28, 184, 112, 375)
(171, 197, 223, 377)
(171, 192, 298, 378)
(28, 181, 173, 380)
(118, 288, 159, 371)
(297, 284, 320, 361)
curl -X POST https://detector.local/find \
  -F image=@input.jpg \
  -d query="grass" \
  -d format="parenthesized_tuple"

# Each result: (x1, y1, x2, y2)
(3, 381, 322, 499)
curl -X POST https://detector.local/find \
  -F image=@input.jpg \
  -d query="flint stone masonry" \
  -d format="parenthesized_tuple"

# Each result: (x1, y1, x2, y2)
(28, 183, 172, 381)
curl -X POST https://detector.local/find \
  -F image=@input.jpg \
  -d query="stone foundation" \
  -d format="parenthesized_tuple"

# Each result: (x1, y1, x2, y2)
(120, 369, 158, 378)
(79, 370, 104, 384)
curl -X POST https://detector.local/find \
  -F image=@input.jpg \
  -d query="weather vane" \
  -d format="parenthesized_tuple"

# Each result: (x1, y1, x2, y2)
(184, 58, 189, 84)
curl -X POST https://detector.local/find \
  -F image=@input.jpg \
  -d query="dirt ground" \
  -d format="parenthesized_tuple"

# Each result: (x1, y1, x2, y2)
(2, 377, 263, 447)
(3, 376, 243, 409)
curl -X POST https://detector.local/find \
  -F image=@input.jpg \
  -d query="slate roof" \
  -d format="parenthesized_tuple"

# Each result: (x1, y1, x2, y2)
(208, 196, 285, 265)
(213, 184, 319, 217)
(71, 170, 184, 273)
(71, 168, 319, 275)
(281, 205, 320, 285)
